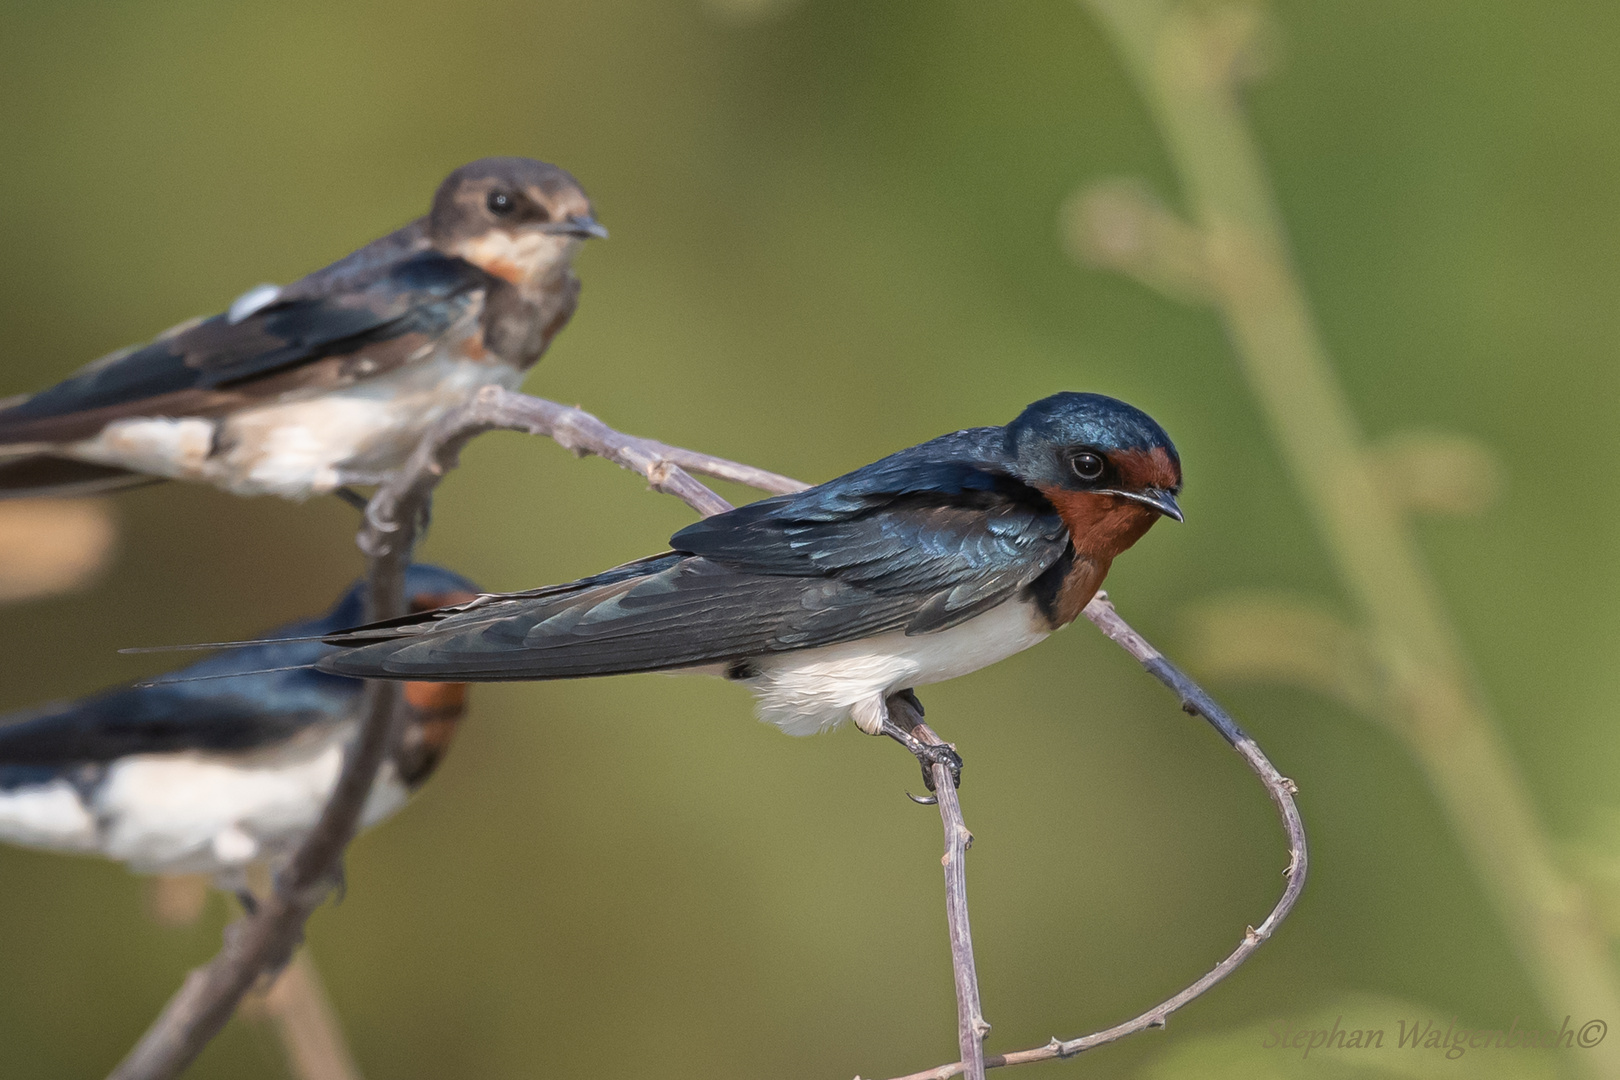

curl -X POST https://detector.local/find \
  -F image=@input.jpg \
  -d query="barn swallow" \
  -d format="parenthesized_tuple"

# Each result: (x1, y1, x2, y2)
(0, 157, 604, 501)
(0, 565, 479, 891)
(295, 393, 1182, 783)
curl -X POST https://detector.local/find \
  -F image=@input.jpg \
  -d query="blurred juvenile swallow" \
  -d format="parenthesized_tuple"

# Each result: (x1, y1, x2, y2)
(0, 157, 604, 501)
(296, 394, 1182, 780)
(0, 565, 479, 889)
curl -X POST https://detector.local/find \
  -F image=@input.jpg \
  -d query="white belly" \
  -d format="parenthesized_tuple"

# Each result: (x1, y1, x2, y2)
(66, 353, 523, 499)
(741, 596, 1054, 735)
(0, 780, 99, 851)
(0, 729, 410, 879)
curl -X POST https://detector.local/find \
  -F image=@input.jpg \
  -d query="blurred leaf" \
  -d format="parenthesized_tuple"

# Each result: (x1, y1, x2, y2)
(1060, 179, 1213, 303)
(1162, 2, 1281, 91)
(1369, 432, 1503, 516)
(1180, 591, 1382, 714)
(700, 0, 804, 26)
(1560, 808, 1620, 941)
(1141, 994, 1560, 1079)
(0, 498, 117, 604)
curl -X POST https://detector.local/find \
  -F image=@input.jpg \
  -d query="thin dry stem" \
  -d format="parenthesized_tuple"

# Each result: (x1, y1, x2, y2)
(888, 695, 989, 1080)
(873, 592, 1307, 1080)
(1080, 4, 1620, 1076)
(259, 952, 365, 1080)
(108, 390, 785, 1080)
(110, 389, 1301, 1080)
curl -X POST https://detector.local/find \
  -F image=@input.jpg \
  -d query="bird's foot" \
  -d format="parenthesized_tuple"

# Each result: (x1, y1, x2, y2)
(334, 486, 371, 512)
(878, 717, 963, 796)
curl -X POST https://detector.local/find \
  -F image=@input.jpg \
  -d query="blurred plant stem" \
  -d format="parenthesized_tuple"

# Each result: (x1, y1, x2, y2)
(255, 951, 365, 1080)
(142, 875, 362, 1080)
(1079, 1, 1620, 1074)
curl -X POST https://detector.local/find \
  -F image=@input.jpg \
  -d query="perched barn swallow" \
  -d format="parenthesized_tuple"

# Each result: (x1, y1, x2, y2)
(0, 565, 479, 890)
(0, 157, 604, 501)
(295, 393, 1182, 779)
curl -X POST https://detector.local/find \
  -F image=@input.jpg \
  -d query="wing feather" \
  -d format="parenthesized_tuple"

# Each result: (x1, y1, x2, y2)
(0, 246, 489, 445)
(316, 444, 1071, 682)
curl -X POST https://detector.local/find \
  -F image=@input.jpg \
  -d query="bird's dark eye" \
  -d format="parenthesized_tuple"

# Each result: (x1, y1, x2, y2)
(1069, 451, 1105, 481)
(486, 190, 516, 216)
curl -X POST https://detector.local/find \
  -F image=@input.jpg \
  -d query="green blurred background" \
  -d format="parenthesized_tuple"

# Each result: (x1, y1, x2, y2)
(1, 0, 1616, 1077)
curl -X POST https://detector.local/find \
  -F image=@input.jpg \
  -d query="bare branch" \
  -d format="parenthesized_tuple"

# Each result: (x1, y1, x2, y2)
(872, 592, 1308, 1080)
(109, 389, 1303, 1080)
(109, 606, 413, 1074)
(888, 694, 989, 1080)
(357, 387, 803, 552)
(107, 389, 790, 1080)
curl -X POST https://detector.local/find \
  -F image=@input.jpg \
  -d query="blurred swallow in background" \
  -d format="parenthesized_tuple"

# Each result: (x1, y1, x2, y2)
(0, 157, 605, 501)
(0, 565, 479, 893)
(292, 393, 1182, 782)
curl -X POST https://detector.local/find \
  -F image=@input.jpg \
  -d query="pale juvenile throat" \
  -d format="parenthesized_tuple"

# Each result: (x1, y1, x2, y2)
(452, 231, 575, 288)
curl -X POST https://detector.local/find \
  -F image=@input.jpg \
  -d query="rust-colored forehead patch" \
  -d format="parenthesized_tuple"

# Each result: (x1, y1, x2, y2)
(1110, 447, 1181, 490)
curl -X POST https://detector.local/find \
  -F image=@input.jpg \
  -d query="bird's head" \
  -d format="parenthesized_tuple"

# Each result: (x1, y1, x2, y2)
(429, 157, 606, 288)
(1006, 392, 1183, 562)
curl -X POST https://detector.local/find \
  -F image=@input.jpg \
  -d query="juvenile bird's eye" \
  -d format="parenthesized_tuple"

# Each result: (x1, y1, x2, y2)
(1069, 451, 1105, 481)
(486, 190, 515, 216)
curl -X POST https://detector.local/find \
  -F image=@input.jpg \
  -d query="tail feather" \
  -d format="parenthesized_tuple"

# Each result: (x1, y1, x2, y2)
(119, 636, 332, 655)
(0, 454, 160, 499)
(134, 663, 320, 688)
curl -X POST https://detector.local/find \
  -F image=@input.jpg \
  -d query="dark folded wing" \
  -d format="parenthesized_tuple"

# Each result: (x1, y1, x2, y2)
(668, 427, 1018, 571)
(670, 429, 1065, 628)
(317, 482, 1070, 682)
(0, 249, 489, 445)
(0, 692, 335, 770)
(0, 613, 365, 767)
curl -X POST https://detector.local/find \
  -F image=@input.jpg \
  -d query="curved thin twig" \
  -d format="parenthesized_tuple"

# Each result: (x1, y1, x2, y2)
(872, 591, 1308, 1080)
(107, 389, 786, 1080)
(109, 389, 1303, 1080)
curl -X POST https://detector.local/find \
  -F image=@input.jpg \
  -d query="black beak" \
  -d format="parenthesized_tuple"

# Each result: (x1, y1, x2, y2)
(542, 213, 609, 240)
(1112, 488, 1184, 522)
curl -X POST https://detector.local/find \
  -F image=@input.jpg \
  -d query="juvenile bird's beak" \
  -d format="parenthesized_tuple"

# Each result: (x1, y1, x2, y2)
(1111, 488, 1184, 522)
(542, 214, 609, 239)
